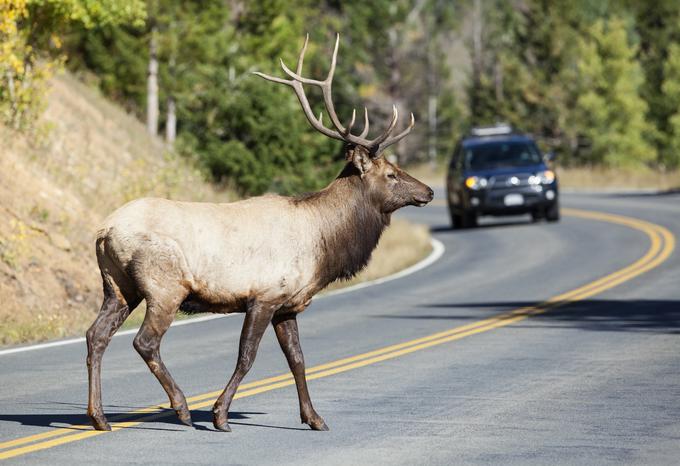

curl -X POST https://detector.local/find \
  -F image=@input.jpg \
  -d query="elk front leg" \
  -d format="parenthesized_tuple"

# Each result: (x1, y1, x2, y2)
(212, 300, 276, 432)
(272, 313, 328, 431)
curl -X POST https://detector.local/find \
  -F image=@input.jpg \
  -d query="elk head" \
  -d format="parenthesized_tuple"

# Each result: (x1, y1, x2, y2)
(254, 34, 434, 213)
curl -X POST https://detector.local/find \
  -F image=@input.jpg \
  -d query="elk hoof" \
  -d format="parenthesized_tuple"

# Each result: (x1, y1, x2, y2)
(212, 411, 231, 432)
(213, 421, 231, 432)
(303, 415, 329, 431)
(90, 416, 111, 431)
(310, 420, 329, 431)
(175, 407, 193, 427)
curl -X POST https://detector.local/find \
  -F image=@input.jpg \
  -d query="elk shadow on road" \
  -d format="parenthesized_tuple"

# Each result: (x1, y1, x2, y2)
(0, 404, 305, 433)
(374, 299, 680, 334)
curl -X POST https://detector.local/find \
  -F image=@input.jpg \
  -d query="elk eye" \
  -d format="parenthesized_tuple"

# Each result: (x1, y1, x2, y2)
(387, 173, 397, 180)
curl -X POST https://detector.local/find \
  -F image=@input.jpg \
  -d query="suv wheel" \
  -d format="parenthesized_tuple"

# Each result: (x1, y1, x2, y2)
(449, 210, 462, 229)
(457, 210, 478, 229)
(545, 201, 560, 222)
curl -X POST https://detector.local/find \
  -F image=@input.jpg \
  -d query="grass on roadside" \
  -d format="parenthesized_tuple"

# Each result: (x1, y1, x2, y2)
(557, 166, 680, 191)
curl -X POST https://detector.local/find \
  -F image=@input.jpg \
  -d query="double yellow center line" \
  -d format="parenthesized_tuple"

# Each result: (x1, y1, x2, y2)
(0, 208, 675, 460)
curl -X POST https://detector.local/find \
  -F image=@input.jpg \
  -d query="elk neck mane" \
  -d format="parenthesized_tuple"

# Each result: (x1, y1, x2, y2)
(292, 163, 390, 288)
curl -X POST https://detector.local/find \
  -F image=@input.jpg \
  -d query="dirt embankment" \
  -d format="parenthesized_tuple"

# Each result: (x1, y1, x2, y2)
(0, 74, 230, 345)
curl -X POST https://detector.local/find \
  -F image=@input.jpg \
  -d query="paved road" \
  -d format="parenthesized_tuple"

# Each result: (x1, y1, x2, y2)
(1, 191, 679, 465)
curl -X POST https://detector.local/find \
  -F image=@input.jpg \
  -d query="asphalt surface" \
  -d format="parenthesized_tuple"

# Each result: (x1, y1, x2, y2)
(1, 191, 679, 465)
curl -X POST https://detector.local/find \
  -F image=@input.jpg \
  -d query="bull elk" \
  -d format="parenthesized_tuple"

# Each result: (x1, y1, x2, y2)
(86, 34, 433, 433)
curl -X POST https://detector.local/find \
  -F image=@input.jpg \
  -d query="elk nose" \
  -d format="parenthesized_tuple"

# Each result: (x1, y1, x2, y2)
(426, 187, 434, 200)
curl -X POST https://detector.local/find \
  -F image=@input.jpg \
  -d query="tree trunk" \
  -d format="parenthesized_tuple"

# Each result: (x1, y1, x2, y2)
(165, 97, 176, 144)
(471, 0, 483, 123)
(387, 27, 404, 163)
(426, 29, 438, 166)
(6, 71, 18, 128)
(494, 59, 504, 104)
(147, 26, 159, 136)
(166, 38, 177, 145)
(428, 95, 438, 167)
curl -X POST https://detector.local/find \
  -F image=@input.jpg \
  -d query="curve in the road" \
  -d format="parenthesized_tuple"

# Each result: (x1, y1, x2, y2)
(0, 208, 675, 461)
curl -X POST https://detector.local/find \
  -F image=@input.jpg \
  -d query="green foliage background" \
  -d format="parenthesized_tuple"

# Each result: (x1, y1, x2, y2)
(63, 0, 465, 195)
(469, 0, 680, 170)
(4, 0, 680, 195)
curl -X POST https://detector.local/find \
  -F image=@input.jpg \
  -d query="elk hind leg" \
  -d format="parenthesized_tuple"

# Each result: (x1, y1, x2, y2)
(87, 279, 139, 431)
(133, 298, 191, 426)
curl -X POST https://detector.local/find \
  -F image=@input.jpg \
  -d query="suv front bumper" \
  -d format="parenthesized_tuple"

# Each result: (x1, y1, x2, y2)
(466, 184, 557, 215)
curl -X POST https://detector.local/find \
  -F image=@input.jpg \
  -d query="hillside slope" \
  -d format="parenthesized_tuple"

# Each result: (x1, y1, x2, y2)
(0, 74, 230, 345)
(0, 73, 432, 346)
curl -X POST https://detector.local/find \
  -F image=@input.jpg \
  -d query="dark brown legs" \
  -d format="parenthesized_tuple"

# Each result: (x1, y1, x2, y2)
(133, 300, 191, 426)
(212, 300, 276, 431)
(86, 290, 137, 431)
(272, 313, 328, 431)
(87, 273, 189, 431)
(89, 290, 325, 433)
(212, 306, 328, 432)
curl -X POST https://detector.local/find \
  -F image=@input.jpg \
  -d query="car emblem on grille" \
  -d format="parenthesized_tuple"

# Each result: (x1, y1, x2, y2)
(507, 176, 520, 186)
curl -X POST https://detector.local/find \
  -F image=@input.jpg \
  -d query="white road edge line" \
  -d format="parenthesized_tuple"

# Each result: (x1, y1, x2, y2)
(0, 238, 445, 356)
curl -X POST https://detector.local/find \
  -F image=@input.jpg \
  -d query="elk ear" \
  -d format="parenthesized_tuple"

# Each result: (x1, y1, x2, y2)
(346, 147, 374, 176)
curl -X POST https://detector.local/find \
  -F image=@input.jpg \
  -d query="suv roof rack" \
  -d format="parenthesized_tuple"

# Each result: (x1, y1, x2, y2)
(468, 123, 513, 137)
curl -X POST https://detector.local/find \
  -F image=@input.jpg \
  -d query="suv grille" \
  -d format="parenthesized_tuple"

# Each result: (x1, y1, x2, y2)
(489, 173, 532, 189)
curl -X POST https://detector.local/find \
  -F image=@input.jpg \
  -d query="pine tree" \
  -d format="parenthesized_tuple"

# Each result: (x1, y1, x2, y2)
(626, 0, 680, 167)
(571, 18, 655, 167)
(662, 43, 680, 169)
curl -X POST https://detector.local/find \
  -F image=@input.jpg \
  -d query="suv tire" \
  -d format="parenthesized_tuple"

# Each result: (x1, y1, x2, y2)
(449, 210, 462, 229)
(546, 201, 560, 222)
(459, 210, 478, 229)
(449, 208, 477, 229)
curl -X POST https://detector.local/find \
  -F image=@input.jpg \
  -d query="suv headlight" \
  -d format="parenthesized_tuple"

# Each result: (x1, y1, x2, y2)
(464, 176, 488, 190)
(529, 170, 555, 185)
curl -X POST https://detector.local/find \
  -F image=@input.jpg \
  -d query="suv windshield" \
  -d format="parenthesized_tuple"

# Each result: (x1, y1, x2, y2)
(464, 141, 542, 170)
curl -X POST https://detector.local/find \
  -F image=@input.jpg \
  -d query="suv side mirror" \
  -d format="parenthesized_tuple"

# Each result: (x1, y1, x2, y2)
(544, 151, 556, 162)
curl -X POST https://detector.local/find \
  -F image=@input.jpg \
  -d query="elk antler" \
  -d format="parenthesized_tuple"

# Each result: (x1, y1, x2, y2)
(253, 34, 415, 157)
